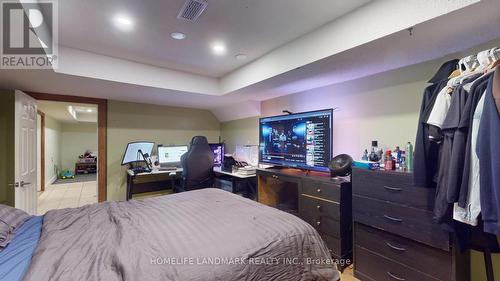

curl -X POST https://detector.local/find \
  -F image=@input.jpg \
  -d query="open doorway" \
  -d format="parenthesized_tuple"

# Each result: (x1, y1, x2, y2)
(36, 101, 99, 214)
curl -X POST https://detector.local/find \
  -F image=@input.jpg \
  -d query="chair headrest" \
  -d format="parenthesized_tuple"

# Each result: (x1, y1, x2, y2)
(190, 136, 209, 146)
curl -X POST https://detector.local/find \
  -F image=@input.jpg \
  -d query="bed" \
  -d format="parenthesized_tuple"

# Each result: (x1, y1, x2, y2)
(3, 188, 339, 281)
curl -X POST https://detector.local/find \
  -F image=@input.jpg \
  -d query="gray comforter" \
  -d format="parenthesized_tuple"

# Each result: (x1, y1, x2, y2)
(24, 189, 339, 281)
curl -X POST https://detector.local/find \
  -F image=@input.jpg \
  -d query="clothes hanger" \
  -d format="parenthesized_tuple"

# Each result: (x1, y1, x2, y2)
(448, 58, 471, 86)
(458, 55, 481, 83)
(488, 47, 499, 68)
(448, 58, 465, 82)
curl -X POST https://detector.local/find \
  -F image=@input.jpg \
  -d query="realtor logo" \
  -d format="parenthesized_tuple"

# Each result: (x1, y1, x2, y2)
(1, 0, 58, 69)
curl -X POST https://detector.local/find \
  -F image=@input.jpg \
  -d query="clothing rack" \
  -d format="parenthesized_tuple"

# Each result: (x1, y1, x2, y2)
(415, 46, 499, 281)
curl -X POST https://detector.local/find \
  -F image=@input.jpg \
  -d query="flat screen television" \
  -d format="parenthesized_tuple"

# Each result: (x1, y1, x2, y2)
(259, 109, 333, 172)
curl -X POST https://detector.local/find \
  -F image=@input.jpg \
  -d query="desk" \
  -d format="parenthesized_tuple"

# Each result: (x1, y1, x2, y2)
(126, 167, 257, 200)
(213, 167, 257, 199)
(256, 167, 352, 270)
(126, 168, 182, 200)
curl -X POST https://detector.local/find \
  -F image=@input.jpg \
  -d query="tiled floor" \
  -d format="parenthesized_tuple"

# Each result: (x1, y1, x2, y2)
(37, 181, 97, 215)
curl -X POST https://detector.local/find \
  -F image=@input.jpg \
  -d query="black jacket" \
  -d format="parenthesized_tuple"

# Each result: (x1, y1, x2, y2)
(414, 59, 458, 188)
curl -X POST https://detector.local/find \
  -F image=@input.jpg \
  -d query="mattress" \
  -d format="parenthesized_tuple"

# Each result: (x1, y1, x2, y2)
(23, 188, 338, 281)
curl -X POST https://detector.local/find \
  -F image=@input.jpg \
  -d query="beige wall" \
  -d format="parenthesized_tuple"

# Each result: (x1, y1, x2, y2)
(44, 115, 62, 185)
(106, 100, 221, 201)
(60, 122, 97, 171)
(220, 116, 259, 154)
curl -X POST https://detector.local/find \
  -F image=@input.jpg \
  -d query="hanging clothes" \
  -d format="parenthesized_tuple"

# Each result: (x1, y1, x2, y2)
(433, 76, 478, 224)
(478, 70, 500, 235)
(453, 91, 486, 225)
(447, 72, 492, 207)
(414, 59, 458, 188)
(494, 65, 500, 112)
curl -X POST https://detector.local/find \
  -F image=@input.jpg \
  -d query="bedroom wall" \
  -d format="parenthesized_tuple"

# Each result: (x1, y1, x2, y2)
(60, 122, 98, 171)
(220, 116, 259, 154)
(0, 90, 15, 206)
(44, 116, 62, 185)
(106, 100, 221, 201)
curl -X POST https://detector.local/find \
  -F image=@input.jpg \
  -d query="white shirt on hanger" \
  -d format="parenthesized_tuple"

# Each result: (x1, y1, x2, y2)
(427, 85, 453, 128)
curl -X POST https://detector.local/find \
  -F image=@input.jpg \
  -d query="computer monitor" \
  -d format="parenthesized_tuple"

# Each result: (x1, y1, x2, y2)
(259, 109, 333, 172)
(121, 141, 155, 165)
(157, 145, 188, 167)
(209, 143, 224, 166)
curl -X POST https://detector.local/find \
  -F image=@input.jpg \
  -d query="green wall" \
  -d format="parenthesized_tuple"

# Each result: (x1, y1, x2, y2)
(220, 116, 259, 154)
(60, 122, 97, 171)
(43, 115, 62, 184)
(106, 100, 221, 201)
(0, 90, 15, 206)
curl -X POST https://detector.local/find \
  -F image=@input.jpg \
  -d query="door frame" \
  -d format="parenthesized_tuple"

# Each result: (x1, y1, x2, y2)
(37, 110, 45, 192)
(28, 92, 107, 202)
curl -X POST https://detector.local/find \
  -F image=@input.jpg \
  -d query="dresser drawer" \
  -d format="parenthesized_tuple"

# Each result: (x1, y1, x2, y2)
(355, 245, 440, 281)
(356, 223, 451, 280)
(257, 169, 301, 184)
(301, 180, 340, 202)
(352, 169, 434, 210)
(353, 195, 449, 251)
(299, 194, 340, 221)
(300, 210, 342, 239)
(320, 233, 341, 257)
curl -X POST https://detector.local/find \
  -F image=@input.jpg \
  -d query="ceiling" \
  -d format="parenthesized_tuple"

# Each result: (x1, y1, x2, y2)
(37, 101, 97, 123)
(2, 0, 499, 121)
(58, 0, 371, 77)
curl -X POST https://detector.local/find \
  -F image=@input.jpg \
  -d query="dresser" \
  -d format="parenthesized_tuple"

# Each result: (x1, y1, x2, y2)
(352, 168, 469, 281)
(256, 168, 352, 268)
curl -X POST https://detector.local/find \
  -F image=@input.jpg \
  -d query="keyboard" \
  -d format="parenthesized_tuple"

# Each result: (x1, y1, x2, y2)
(158, 167, 178, 171)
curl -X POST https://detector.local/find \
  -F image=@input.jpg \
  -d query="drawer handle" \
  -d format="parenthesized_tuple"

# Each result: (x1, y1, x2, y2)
(316, 205, 321, 210)
(316, 188, 321, 193)
(384, 214, 403, 223)
(384, 185, 403, 192)
(386, 242, 406, 252)
(387, 271, 406, 281)
(316, 221, 321, 226)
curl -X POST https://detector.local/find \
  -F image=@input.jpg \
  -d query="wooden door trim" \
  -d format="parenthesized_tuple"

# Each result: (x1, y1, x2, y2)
(28, 92, 107, 202)
(37, 110, 45, 192)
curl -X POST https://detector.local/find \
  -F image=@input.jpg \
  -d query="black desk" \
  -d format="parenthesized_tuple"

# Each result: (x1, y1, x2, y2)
(126, 167, 257, 200)
(256, 167, 352, 270)
(126, 168, 182, 200)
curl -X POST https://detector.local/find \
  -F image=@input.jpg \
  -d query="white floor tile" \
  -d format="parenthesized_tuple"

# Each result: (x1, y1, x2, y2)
(37, 180, 97, 214)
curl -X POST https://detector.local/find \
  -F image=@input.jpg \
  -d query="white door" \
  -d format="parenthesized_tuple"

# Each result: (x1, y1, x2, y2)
(14, 90, 38, 215)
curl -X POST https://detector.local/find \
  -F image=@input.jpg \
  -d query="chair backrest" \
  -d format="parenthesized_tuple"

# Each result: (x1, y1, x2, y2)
(180, 136, 214, 191)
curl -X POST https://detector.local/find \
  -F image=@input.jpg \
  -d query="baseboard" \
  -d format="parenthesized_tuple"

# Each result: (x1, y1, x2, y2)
(46, 175, 57, 186)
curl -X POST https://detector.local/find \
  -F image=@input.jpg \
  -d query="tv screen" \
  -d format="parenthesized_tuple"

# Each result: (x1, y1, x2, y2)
(259, 109, 332, 172)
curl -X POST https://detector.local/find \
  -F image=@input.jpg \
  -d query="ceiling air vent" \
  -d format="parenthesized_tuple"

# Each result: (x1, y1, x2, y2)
(177, 0, 208, 22)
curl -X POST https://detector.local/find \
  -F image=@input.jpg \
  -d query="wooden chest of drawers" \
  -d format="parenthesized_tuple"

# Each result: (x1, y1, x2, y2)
(256, 168, 352, 267)
(299, 178, 352, 263)
(352, 168, 469, 281)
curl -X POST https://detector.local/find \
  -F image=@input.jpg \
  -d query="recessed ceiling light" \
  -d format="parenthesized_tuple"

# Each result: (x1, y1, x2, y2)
(170, 32, 186, 40)
(87, 109, 93, 113)
(112, 14, 134, 31)
(211, 42, 227, 56)
(235, 54, 247, 60)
